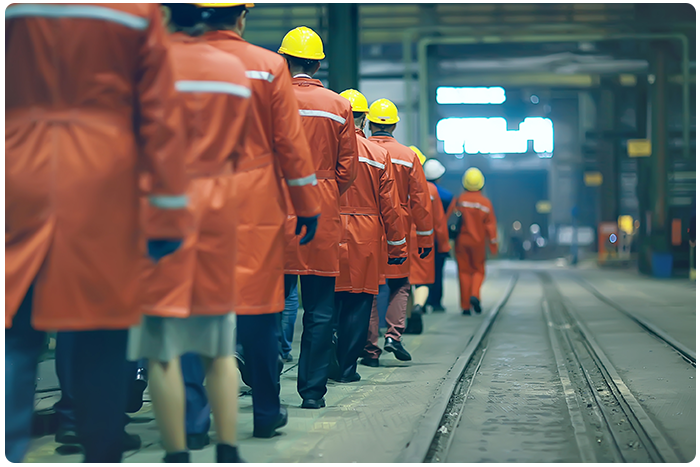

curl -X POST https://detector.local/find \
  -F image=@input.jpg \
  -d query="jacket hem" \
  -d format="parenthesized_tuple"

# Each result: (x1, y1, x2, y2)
(284, 269, 340, 277)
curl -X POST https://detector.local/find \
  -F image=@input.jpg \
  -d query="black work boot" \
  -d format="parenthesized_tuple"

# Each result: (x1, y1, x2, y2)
(470, 296, 482, 314)
(404, 306, 424, 335)
(217, 444, 244, 463)
(163, 451, 190, 463)
(384, 337, 412, 361)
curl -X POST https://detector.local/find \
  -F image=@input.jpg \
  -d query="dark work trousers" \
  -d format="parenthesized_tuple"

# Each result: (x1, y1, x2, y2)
(53, 332, 138, 432)
(180, 353, 211, 435)
(427, 252, 447, 308)
(5, 284, 130, 463)
(334, 292, 374, 380)
(286, 274, 336, 401)
(376, 284, 390, 329)
(236, 313, 282, 428)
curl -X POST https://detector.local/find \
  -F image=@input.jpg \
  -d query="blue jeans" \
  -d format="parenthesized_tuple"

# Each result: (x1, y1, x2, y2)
(280, 281, 299, 358)
(181, 353, 211, 435)
(376, 284, 390, 329)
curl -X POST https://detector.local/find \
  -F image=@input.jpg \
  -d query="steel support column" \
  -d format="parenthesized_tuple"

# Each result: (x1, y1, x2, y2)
(595, 82, 619, 223)
(326, 4, 358, 94)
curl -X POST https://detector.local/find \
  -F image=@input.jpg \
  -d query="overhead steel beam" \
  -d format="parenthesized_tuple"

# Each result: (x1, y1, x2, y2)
(326, 4, 359, 93)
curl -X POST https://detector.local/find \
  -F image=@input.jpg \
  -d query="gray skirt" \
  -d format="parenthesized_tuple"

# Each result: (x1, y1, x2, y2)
(128, 313, 236, 362)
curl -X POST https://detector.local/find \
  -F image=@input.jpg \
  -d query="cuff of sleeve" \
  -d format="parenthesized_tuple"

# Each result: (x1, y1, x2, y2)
(288, 186, 322, 219)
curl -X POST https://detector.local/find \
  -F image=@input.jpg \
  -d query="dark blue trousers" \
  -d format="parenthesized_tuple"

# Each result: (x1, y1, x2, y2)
(236, 313, 282, 428)
(180, 353, 211, 435)
(5, 285, 130, 463)
(427, 252, 448, 308)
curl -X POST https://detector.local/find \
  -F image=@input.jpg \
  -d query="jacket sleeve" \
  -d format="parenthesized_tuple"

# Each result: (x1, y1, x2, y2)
(335, 102, 358, 196)
(270, 60, 321, 218)
(378, 152, 407, 259)
(408, 154, 434, 248)
(485, 198, 498, 254)
(137, 5, 189, 239)
(431, 185, 450, 253)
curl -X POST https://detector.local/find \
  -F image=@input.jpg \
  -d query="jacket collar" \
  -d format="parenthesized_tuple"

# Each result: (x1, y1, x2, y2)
(355, 128, 367, 138)
(201, 30, 244, 43)
(292, 76, 324, 88)
(370, 131, 394, 139)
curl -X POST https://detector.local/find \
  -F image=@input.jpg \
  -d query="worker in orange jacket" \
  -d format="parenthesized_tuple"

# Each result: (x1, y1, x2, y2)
(127, 4, 253, 462)
(406, 148, 451, 335)
(332, 89, 408, 383)
(278, 26, 358, 409)
(447, 168, 499, 315)
(6, 4, 188, 462)
(361, 98, 433, 366)
(200, 5, 322, 437)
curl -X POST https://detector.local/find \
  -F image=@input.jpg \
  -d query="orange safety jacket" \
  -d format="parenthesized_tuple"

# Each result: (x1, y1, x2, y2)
(6, 4, 188, 331)
(409, 181, 451, 285)
(336, 129, 407, 294)
(447, 191, 498, 254)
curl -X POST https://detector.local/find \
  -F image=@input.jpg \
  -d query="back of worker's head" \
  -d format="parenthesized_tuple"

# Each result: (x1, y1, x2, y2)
(462, 167, 485, 191)
(191, 3, 251, 35)
(161, 4, 206, 35)
(279, 27, 324, 77)
(423, 159, 446, 182)
(340, 89, 369, 130)
(367, 98, 399, 135)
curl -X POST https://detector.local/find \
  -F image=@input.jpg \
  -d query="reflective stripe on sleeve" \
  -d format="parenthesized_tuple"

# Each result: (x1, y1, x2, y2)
(358, 156, 385, 170)
(149, 194, 188, 209)
(416, 229, 434, 236)
(459, 201, 490, 213)
(5, 4, 149, 29)
(286, 173, 318, 187)
(392, 159, 413, 168)
(298, 109, 346, 125)
(175, 80, 251, 98)
(245, 71, 275, 82)
(387, 237, 407, 246)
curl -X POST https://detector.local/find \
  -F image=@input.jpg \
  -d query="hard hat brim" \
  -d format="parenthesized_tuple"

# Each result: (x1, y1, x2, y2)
(367, 115, 400, 124)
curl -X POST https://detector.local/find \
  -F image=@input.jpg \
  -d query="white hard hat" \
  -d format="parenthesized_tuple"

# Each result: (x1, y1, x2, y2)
(423, 159, 446, 181)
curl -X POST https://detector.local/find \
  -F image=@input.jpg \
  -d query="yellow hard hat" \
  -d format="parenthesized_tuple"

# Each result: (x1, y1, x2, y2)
(409, 146, 427, 165)
(339, 89, 369, 113)
(463, 167, 485, 191)
(278, 26, 325, 60)
(368, 98, 400, 125)
(193, 3, 255, 7)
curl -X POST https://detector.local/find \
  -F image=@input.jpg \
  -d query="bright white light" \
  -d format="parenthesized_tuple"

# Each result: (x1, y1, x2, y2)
(530, 224, 541, 235)
(436, 87, 506, 105)
(536, 237, 546, 247)
(436, 117, 554, 155)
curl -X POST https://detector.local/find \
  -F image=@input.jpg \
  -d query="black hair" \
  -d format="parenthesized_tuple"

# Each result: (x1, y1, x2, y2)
(352, 111, 365, 120)
(199, 5, 247, 28)
(162, 3, 200, 28)
(369, 122, 395, 132)
(284, 55, 320, 76)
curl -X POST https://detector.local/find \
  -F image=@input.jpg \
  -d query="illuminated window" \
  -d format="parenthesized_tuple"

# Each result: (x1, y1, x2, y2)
(436, 87, 506, 105)
(436, 117, 554, 155)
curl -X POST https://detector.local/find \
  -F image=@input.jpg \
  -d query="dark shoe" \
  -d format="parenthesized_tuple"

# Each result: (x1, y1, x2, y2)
(301, 398, 326, 409)
(383, 337, 412, 361)
(404, 314, 423, 335)
(236, 353, 252, 388)
(470, 296, 482, 314)
(431, 304, 446, 312)
(253, 407, 288, 438)
(55, 427, 80, 445)
(187, 432, 210, 450)
(122, 432, 141, 452)
(126, 370, 148, 413)
(331, 372, 361, 383)
(217, 444, 244, 463)
(412, 304, 424, 316)
(164, 451, 190, 463)
(462, 309, 471, 315)
(282, 354, 293, 363)
(359, 357, 379, 367)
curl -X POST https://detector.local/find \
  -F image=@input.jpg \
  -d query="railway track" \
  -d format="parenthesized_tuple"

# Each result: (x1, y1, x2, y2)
(399, 270, 690, 463)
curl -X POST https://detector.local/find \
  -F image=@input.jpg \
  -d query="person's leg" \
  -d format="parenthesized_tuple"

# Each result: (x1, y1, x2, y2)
(280, 281, 298, 360)
(53, 332, 78, 439)
(148, 357, 187, 456)
(470, 246, 487, 300)
(428, 252, 446, 309)
(181, 352, 211, 446)
(413, 285, 430, 308)
(362, 296, 382, 361)
(376, 284, 389, 329)
(200, 356, 238, 448)
(71, 329, 130, 462)
(237, 313, 282, 429)
(297, 275, 336, 403)
(336, 292, 373, 380)
(455, 244, 473, 311)
(5, 285, 46, 463)
(384, 278, 410, 341)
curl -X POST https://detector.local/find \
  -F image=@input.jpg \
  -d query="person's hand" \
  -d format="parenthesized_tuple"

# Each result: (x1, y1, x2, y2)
(419, 247, 432, 259)
(296, 215, 319, 245)
(388, 257, 407, 265)
(147, 239, 183, 263)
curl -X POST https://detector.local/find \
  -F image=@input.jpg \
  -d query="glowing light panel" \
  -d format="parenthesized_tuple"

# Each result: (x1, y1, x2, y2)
(436, 87, 506, 105)
(436, 117, 554, 155)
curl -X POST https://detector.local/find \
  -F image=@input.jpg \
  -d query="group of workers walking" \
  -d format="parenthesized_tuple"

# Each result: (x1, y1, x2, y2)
(5, 3, 498, 463)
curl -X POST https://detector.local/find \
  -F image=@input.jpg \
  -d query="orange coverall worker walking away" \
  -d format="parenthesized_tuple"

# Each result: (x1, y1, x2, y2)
(6, 4, 188, 462)
(332, 89, 407, 383)
(127, 4, 252, 462)
(201, 5, 321, 436)
(447, 168, 499, 315)
(361, 98, 434, 366)
(278, 26, 358, 409)
(406, 148, 451, 335)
